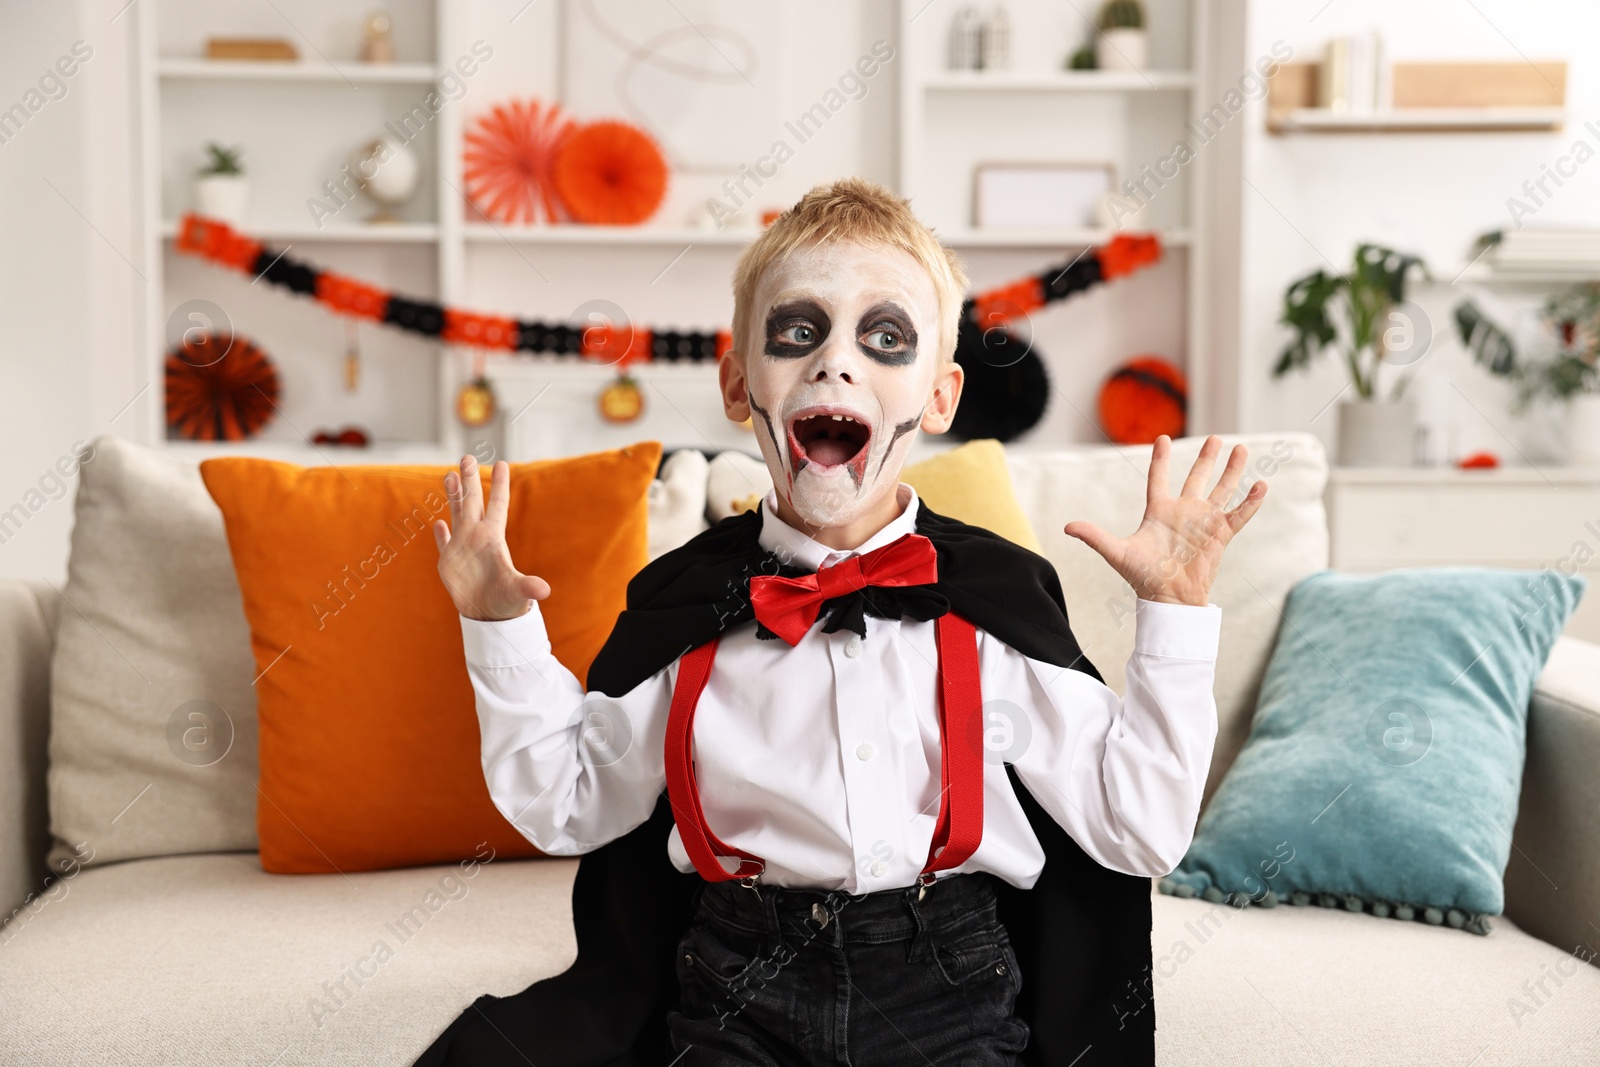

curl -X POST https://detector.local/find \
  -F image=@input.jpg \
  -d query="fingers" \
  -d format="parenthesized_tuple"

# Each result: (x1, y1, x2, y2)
(431, 518, 451, 554)
(443, 469, 463, 531)
(459, 455, 485, 524)
(1180, 435, 1223, 498)
(1225, 480, 1269, 534)
(519, 573, 552, 602)
(1146, 435, 1171, 504)
(1064, 520, 1120, 562)
(484, 460, 511, 529)
(1207, 443, 1249, 508)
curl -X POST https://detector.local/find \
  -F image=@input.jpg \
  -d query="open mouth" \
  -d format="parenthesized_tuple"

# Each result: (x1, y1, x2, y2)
(786, 409, 873, 483)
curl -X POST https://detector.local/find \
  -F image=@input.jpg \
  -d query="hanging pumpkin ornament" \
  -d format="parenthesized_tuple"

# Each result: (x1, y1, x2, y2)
(165, 332, 280, 441)
(598, 372, 644, 423)
(456, 376, 497, 428)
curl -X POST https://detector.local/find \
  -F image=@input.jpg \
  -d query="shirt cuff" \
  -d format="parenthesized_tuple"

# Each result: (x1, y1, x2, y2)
(1132, 597, 1222, 661)
(460, 606, 552, 669)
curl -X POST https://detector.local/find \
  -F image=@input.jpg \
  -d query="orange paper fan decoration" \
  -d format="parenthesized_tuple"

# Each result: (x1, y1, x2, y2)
(463, 99, 579, 225)
(165, 333, 280, 441)
(1097, 356, 1187, 445)
(551, 120, 669, 226)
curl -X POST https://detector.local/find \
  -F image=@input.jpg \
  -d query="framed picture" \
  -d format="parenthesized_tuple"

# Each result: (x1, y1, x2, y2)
(972, 162, 1116, 229)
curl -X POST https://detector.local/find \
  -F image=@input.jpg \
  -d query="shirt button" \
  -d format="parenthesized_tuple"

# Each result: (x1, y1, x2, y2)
(856, 742, 874, 761)
(844, 635, 862, 658)
(870, 860, 888, 878)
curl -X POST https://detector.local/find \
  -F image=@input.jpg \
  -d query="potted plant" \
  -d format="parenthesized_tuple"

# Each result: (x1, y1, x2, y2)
(1456, 283, 1600, 465)
(1273, 243, 1431, 466)
(1096, 0, 1147, 72)
(194, 143, 248, 225)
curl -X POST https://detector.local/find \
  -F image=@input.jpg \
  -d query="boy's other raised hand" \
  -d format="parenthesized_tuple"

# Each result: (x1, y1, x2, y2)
(1062, 434, 1268, 608)
(432, 456, 551, 621)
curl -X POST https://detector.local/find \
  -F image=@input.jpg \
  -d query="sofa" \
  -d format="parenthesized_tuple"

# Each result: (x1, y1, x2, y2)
(1, 431, 1597, 1065)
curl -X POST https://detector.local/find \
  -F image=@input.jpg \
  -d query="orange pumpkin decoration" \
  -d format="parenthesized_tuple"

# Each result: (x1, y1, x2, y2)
(165, 333, 279, 441)
(1097, 356, 1187, 445)
(551, 120, 669, 226)
(598, 374, 645, 423)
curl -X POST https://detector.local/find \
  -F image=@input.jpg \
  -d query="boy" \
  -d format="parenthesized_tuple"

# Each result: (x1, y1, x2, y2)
(421, 178, 1266, 1065)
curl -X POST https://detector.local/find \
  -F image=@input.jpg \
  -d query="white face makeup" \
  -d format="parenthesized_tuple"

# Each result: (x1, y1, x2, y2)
(738, 239, 948, 530)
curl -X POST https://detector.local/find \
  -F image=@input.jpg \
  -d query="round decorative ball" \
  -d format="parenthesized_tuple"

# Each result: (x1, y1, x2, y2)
(1097, 355, 1187, 444)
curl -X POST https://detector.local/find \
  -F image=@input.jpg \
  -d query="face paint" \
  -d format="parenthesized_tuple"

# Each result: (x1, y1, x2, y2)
(742, 239, 945, 530)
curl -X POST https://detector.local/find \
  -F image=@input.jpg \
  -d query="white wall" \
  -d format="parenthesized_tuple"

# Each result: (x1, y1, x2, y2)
(0, 0, 141, 583)
(1237, 0, 1600, 464)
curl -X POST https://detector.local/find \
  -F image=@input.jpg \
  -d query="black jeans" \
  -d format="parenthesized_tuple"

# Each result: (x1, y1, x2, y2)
(668, 871, 1028, 1065)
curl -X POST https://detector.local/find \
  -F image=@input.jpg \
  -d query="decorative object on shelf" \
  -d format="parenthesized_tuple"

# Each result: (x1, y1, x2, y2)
(951, 233, 1164, 441)
(343, 320, 361, 392)
(360, 12, 396, 64)
(1456, 282, 1600, 465)
(193, 143, 248, 226)
(165, 332, 279, 442)
(311, 427, 371, 446)
(462, 98, 578, 226)
(1318, 32, 1386, 114)
(351, 135, 420, 223)
(1096, 0, 1147, 73)
(598, 373, 645, 423)
(760, 207, 783, 227)
(1273, 243, 1431, 466)
(1067, 41, 1097, 70)
(551, 120, 669, 226)
(455, 378, 497, 428)
(1457, 451, 1500, 469)
(948, 6, 984, 71)
(205, 38, 297, 61)
(1267, 59, 1567, 134)
(172, 216, 1160, 378)
(973, 162, 1114, 229)
(1097, 356, 1187, 444)
(980, 5, 1012, 71)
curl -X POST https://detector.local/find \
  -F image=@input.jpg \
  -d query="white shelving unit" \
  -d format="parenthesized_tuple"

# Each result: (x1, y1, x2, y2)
(896, 0, 1217, 433)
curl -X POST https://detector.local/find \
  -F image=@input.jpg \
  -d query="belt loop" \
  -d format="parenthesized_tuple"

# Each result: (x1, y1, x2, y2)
(762, 882, 784, 957)
(902, 883, 933, 963)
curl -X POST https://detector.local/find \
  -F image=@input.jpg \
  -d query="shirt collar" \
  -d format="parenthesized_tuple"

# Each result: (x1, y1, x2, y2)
(757, 483, 921, 574)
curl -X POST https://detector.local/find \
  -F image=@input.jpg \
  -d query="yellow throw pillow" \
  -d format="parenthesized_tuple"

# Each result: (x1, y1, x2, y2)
(904, 439, 1042, 552)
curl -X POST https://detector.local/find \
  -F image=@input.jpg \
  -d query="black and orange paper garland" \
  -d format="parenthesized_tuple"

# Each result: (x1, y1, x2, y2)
(173, 214, 1163, 440)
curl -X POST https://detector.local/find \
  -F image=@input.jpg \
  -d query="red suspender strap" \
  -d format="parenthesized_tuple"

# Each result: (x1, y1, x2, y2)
(925, 613, 984, 877)
(662, 614, 986, 885)
(662, 639, 764, 882)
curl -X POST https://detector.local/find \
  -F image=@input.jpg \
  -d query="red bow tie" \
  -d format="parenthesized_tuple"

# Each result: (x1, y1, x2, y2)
(749, 533, 940, 646)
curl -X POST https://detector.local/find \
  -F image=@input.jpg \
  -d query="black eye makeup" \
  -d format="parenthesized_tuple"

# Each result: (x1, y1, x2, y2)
(856, 302, 918, 366)
(764, 300, 831, 358)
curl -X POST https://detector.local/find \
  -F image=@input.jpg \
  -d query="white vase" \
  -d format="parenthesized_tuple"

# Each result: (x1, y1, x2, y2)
(1097, 28, 1148, 71)
(1336, 398, 1417, 467)
(1565, 393, 1600, 466)
(194, 174, 248, 225)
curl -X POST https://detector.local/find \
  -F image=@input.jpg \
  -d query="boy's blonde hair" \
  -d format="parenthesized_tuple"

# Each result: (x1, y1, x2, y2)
(730, 177, 969, 364)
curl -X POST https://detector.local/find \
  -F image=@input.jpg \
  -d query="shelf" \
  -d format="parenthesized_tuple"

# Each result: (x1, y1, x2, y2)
(1449, 263, 1600, 286)
(939, 227, 1191, 249)
(160, 220, 439, 243)
(922, 70, 1194, 92)
(1268, 107, 1565, 134)
(158, 439, 455, 465)
(462, 223, 756, 246)
(158, 59, 440, 84)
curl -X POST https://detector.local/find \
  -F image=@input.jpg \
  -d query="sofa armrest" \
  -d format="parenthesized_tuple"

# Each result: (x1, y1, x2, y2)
(0, 580, 58, 928)
(1504, 635, 1600, 962)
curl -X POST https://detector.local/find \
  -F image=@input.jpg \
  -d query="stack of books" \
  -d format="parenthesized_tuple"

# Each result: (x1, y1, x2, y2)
(1490, 229, 1600, 274)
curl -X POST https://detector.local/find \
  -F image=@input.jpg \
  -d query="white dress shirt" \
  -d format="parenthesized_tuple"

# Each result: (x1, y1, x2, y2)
(461, 483, 1222, 893)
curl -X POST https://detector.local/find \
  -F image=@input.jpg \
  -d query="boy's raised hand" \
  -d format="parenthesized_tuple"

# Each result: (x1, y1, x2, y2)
(1063, 434, 1267, 608)
(432, 456, 551, 622)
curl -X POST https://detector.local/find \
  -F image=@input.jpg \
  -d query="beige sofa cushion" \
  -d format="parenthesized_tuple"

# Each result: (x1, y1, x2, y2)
(46, 436, 259, 872)
(1006, 432, 1330, 804)
(0, 852, 577, 1066)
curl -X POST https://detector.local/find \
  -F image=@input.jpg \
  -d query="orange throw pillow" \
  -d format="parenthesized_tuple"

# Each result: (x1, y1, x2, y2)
(200, 444, 661, 874)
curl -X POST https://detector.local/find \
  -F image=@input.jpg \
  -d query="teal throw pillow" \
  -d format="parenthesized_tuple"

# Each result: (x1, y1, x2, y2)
(1161, 566, 1584, 934)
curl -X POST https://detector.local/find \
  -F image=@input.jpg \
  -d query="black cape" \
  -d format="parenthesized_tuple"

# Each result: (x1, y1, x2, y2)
(415, 502, 1156, 1066)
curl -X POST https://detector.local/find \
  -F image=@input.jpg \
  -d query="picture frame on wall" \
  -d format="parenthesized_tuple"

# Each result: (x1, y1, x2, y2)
(972, 162, 1116, 229)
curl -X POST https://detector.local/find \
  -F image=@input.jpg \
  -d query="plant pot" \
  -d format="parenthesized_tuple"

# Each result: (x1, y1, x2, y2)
(1097, 28, 1148, 71)
(194, 174, 249, 225)
(1566, 393, 1600, 466)
(1336, 398, 1417, 467)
